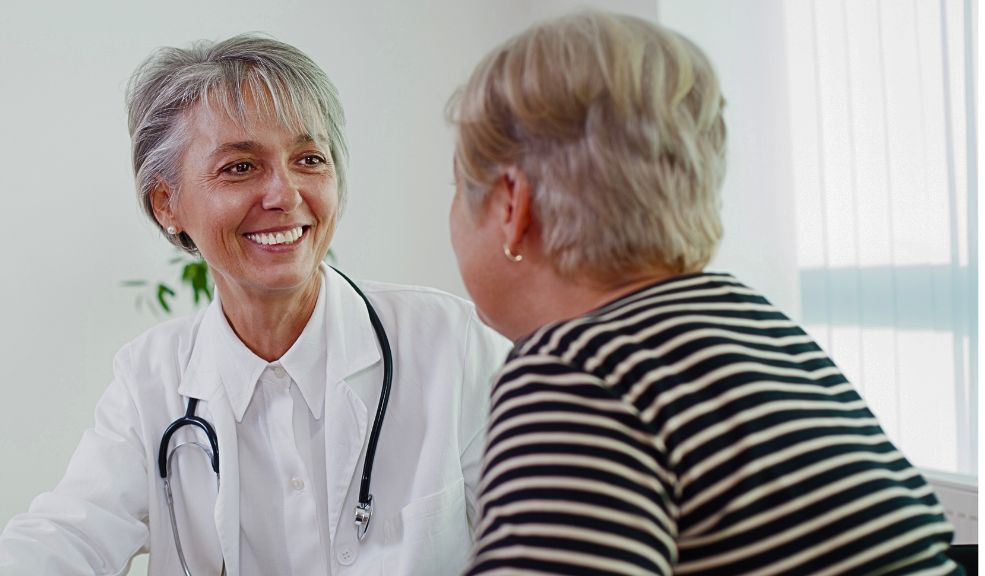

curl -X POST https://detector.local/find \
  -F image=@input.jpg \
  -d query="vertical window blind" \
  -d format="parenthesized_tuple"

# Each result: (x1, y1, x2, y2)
(785, 0, 976, 476)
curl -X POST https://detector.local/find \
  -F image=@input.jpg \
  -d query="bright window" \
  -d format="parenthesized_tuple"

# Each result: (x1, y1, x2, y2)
(785, 0, 976, 476)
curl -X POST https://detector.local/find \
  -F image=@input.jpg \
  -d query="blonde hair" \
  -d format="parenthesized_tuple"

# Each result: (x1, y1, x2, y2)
(449, 11, 727, 278)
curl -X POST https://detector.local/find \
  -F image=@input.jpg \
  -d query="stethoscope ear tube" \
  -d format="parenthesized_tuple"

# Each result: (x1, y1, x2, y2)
(157, 399, 220, 478)
(330, 266, 393, 541)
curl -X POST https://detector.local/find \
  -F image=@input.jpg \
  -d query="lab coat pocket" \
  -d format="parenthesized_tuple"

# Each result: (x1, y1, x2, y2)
(382, 477, 471, 576)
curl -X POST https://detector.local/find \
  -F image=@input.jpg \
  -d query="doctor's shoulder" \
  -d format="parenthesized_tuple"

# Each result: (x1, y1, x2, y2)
(356, 280, 511, 382)
(110, 306, 210, 397)
(357, 280, 508, 344)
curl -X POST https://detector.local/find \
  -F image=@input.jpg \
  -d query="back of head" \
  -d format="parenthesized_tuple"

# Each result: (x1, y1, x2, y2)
(126, 34, 348, 253)
(450, 11, 727, 279)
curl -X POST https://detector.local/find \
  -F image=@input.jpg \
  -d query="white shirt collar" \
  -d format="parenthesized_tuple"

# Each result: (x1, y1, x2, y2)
(177, 264, 381, 418)
(212, 272, 329, 422)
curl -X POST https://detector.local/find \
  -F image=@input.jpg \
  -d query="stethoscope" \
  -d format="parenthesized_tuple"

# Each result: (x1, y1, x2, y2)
(157, 267, 393, 576)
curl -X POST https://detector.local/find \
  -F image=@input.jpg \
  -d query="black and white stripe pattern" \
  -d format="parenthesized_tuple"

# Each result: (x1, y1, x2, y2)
(467, 273, 959, 575)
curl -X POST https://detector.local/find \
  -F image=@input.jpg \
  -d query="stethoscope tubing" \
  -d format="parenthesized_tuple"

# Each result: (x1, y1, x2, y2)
(330, 266, 393, 508)
(157, 266, 392, 572)
(158, 398, 219, 478)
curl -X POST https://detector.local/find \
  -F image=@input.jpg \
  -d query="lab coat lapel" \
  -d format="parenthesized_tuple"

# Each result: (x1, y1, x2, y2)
(177, 301, 242, 576)
(210, 389, 240, 576)
(322, 265, 381, 543)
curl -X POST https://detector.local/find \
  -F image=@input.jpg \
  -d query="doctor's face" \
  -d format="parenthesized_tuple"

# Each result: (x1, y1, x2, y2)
(165, 95, 338, 303)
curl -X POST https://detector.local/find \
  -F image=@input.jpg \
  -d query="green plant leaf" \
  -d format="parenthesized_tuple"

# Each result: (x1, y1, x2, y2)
(156, 283, 176, 313)
(181, 260, 212, 305)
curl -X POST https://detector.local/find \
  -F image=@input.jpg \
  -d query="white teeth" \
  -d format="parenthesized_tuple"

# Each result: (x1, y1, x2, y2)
(245, 226, 304, 246)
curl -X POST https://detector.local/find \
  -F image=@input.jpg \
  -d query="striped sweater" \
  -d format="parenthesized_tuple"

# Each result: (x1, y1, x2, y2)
(466, 273, 959, 575)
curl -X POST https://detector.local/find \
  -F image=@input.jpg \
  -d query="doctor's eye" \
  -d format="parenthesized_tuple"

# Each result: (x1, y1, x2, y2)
(299, 154, 329, 168)
(221, 161, 256, 176)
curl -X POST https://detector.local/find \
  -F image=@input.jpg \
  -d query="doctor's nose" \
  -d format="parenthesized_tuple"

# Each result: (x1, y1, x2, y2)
(261, 165, 303, 212)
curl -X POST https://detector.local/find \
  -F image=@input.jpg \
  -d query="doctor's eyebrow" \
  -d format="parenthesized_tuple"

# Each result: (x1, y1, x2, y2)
(208, 134, 331, 159)
(294, 133, 331, 146)
(208, 141, 263, 159)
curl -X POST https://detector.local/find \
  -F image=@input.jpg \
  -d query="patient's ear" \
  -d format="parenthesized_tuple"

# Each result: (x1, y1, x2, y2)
(497, 166, 532, 253)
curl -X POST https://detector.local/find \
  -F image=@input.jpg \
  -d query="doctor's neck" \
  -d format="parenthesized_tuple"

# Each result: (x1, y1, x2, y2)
(214, 273, 321, 362)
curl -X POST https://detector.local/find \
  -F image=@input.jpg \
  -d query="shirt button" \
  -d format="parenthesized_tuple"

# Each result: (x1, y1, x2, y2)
(291, 477, 305, 491)
(273, 365, 287, 379)
(336, 545, 357, 565)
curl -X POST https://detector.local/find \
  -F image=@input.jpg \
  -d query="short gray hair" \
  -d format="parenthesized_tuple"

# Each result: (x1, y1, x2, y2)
(449, 11, 727, 278)
(126, 34, 348, 253)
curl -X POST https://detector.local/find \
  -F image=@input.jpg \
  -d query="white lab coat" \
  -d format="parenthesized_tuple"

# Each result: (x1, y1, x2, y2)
(0, 265, 511, 575)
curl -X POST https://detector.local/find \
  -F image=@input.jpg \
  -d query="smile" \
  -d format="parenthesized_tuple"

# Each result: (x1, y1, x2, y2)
(244, 226, 305, 246)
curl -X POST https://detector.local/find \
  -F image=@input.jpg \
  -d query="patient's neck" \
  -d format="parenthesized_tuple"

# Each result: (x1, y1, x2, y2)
(503, 264, 679, 342)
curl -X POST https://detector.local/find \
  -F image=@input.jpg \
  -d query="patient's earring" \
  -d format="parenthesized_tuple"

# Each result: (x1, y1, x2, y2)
(166, 225, 177, 235)
(503, 244, 523, 263)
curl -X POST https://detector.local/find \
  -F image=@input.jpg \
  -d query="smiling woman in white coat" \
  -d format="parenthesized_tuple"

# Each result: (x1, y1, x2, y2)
(0, 34, 510, 576)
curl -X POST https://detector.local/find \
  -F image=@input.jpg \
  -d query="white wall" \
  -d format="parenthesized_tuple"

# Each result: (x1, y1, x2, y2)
(0, 1, 662, 573)
(659, 0, 801, 316)
(329, 0, 661, 290)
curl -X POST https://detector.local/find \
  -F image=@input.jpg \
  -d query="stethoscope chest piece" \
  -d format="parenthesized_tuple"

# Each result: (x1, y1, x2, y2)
(354, 495, 373, 541)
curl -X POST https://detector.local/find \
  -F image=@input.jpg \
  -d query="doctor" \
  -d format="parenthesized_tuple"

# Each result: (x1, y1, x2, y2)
(0, 34, 509, 575)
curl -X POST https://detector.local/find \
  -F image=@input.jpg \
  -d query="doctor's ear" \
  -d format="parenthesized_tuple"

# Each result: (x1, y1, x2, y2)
(149, 179, 178, 231)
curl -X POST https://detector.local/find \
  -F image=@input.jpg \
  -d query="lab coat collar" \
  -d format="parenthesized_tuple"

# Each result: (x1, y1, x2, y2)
(176, 302, 229, 402)
(321, 263, 381, 395)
